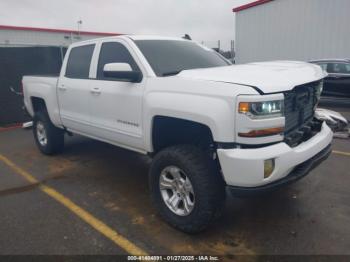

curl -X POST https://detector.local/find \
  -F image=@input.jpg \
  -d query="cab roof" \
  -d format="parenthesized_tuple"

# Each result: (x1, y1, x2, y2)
(69, 35, 187, 47)
(309, 59, 350, 63)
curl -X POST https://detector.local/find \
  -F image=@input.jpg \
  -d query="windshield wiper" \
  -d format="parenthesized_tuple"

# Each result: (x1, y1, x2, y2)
(162, 70, 182, 77)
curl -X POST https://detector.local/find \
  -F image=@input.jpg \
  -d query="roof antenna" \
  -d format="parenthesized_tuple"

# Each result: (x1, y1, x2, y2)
(182, 34, 192, 40)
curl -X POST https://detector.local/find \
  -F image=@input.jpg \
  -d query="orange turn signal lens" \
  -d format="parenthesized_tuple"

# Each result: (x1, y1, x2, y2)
(238, 102, 250, 113)
(238, 127, 284, 137)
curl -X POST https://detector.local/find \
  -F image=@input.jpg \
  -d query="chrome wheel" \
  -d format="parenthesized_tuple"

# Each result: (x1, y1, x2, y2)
(36, 121, 47, 146)
(159, 166, 195, 216)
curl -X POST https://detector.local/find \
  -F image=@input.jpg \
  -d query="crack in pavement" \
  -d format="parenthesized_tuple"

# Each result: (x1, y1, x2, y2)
(0, 183, 39, 197)
(0, 173, 67, 197)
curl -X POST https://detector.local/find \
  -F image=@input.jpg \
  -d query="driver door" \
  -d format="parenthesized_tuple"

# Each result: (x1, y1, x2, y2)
(88, 40, 145, 150)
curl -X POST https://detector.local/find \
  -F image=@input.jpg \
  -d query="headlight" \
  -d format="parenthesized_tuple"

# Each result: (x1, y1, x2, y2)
(238, 100, 284, 119)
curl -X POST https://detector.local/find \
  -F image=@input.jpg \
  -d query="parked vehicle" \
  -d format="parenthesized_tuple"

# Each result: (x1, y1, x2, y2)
(23, 36, 333, 233)
(310, 59, 350, 98)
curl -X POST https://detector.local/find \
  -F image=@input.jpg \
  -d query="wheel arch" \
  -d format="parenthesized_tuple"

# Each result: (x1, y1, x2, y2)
(150, 115, 215, 154)
(31, 96, 47, 113)
(143, 91, 235, 153)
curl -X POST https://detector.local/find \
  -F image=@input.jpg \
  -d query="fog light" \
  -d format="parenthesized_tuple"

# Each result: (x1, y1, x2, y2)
(264, 159, 275, 179)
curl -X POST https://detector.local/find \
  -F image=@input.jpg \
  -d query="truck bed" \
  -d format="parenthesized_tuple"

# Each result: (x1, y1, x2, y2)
(22, 75, 59, 121)
(22, 75, 59, 92)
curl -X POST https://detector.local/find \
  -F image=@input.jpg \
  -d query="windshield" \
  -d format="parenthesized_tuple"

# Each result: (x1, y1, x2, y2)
(134, 40, 230, 76)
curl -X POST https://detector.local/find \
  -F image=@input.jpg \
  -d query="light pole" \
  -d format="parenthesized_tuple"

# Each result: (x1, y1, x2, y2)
(77, 19, 82, 37)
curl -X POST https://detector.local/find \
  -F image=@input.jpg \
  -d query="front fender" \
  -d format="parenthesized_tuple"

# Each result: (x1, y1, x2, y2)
(143, 92, 235, 152)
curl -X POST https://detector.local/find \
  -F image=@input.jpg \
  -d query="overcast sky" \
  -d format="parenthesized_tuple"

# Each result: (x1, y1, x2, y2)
(0, 0, 253, 50)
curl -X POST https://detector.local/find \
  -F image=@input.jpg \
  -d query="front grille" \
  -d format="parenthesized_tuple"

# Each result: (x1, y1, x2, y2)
(284, 81, 321, 146)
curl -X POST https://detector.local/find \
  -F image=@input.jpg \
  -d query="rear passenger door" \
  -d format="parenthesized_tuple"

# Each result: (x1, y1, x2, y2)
(88, 40, 145, 151)
(57, 44, 95, 134)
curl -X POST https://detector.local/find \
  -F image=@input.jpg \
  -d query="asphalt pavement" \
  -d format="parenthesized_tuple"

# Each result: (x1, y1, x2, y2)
(0, 104, 349, 257)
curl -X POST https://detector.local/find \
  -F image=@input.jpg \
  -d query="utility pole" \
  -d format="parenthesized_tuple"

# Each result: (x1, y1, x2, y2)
(77, 19, 83, 37)
(231, 40, 235, 63)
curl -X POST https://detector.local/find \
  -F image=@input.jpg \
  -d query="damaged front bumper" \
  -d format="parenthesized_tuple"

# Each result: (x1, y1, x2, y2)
(217, 122, 333, 190)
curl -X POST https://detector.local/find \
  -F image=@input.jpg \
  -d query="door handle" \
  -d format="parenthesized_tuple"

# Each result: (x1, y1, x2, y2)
(90, 87, 101, 95)
(58, 84, 67, 91)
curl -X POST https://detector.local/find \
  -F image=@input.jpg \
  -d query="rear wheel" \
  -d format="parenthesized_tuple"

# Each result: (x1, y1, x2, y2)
(33, 111, 64, 155)
(149, 145, 225, 233)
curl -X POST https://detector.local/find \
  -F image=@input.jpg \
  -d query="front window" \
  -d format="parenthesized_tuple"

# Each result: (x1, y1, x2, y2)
(97, 42, 140, 80)
(315, 63, 327, 71)
(134, 40, 230, 76)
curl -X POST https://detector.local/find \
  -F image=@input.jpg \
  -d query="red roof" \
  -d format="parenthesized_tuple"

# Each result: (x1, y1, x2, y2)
(232, 0, 273, 12)
(0, 25, 121, 36)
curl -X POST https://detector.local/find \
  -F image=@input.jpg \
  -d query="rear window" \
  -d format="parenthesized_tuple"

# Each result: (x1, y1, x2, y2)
(65, 44, 95, 79)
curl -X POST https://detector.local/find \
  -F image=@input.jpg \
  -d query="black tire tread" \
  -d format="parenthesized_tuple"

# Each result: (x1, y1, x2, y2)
(33, 111, 64, 155)
(149, 145, 225, 233)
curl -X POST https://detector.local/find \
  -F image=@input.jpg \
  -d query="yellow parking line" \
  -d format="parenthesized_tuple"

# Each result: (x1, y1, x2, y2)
(0, 154, 148, 256)
(332, 150, 350, 157)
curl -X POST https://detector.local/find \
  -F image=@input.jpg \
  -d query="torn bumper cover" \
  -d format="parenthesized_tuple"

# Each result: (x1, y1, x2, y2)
(217, 122, 333, 191)
(228, 143, 331, 195)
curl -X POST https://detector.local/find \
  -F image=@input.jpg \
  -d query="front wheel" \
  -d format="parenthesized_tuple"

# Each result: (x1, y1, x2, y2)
(149, 145, 225, 233)
(33, 111, 64, 155)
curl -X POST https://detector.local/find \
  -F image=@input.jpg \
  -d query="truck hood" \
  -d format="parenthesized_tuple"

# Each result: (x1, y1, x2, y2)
(177, 61, 326, 94)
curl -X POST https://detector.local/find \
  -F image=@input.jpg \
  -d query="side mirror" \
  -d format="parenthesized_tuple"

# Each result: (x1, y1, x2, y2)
(103, 63, 142, 83)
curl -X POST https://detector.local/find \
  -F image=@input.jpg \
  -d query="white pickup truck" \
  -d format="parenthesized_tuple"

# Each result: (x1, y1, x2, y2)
(23, 35, 333, 233)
